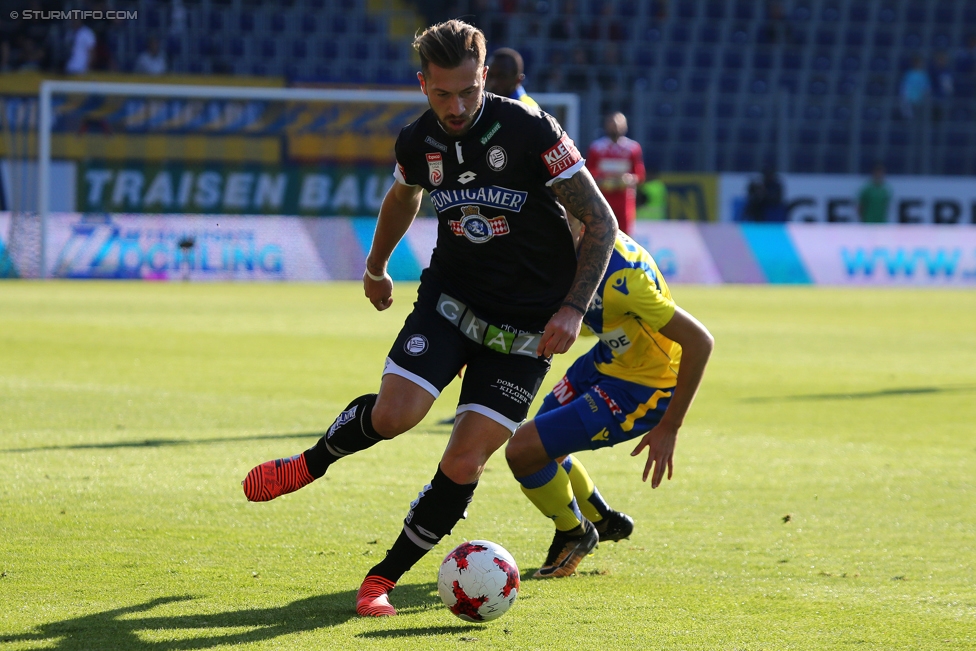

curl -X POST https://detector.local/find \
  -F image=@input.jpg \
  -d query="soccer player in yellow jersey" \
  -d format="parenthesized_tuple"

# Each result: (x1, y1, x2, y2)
(506, 229, 714, 578)
(485, 47, 539, 107)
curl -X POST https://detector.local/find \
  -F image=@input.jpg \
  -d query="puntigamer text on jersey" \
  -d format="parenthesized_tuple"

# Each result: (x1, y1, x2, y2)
(429, 186, 529, 212)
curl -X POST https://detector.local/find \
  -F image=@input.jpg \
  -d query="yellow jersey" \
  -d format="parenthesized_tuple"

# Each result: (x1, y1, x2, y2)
(582, 233, 681, 388)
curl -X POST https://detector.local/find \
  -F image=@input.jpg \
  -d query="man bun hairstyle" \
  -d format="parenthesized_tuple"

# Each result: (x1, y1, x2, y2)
(413, 19, 487, 75)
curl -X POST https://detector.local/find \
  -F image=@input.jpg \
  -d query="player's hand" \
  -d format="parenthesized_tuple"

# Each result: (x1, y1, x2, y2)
(630, 422, 678, 487)
(537, 305, 583, 357)
(363, 271, 394, 311)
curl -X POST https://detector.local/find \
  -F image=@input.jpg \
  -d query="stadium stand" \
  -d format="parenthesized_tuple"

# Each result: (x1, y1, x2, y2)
(10, 0, 976, 176)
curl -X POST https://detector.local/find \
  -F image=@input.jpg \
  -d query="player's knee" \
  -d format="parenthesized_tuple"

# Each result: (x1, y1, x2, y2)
(504, 435, 524, 469)
(439, 450, 485, 485)
(369, 400, 419, 438)
(505, 431, 534, 476)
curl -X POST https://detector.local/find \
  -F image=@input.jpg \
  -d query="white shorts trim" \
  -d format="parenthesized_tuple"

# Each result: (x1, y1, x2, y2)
(456, 403, 521, 435)
(382, 358, 441, 399)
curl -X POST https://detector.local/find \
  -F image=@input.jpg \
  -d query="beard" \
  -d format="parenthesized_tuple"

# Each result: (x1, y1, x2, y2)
(433, 98, 483, 137)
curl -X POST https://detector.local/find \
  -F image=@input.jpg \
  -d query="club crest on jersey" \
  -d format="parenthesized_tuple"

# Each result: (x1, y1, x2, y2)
(426, 152, 444, 186)
(404, 334, 429, 356)
(486, 146, 507, 171)
(449, 205, 510, 243)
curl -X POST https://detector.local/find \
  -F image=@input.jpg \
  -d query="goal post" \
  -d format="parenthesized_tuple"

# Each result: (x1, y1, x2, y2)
(31, 80, 580, 280)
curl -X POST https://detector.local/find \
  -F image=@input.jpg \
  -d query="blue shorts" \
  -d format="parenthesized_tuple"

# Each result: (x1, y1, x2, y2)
(534, 346, 674, 460)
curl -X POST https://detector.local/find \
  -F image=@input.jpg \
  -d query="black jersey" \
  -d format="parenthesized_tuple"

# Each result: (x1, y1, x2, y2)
(394, 92, 585, 331)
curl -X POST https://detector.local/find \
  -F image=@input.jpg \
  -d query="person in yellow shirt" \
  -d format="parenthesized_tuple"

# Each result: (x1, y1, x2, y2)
(485, 47, 539, 107)
(506, 228, 714, 578)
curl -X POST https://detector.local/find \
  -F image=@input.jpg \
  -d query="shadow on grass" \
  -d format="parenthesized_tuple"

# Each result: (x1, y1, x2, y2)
(2, 431, 325, 453)
(358, 624, 484, 639)
(5, 426, 453, 454)
(743, 384, 976, 403)
(0, 584, 446, 649)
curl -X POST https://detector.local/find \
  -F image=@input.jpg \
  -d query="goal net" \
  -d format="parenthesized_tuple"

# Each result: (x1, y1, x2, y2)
(8, 81, 578, 281)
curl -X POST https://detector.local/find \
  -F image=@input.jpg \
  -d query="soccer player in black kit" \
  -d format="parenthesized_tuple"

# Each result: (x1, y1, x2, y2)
(242, 19, 618, 617)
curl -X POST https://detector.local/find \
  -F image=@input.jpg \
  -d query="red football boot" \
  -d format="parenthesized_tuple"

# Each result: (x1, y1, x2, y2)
(242, 454, 314, 502)
(356, 576, 397, 617)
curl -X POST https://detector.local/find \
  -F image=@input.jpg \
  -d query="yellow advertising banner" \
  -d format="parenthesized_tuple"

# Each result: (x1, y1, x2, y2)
(638, 173, 720, 222)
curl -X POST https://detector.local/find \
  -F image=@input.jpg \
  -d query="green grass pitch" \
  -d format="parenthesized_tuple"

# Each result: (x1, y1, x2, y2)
(1, 281, 974, 650)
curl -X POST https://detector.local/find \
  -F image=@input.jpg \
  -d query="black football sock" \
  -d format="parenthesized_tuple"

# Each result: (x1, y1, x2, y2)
(368, 465, 478, 583)
(303, 394, 383, 478)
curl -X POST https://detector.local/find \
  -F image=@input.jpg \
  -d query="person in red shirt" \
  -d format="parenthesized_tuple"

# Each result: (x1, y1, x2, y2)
(586, 112, 646, 234)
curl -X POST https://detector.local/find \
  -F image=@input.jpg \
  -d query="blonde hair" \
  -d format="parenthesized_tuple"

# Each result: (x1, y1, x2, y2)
(413, 19, 487, 74)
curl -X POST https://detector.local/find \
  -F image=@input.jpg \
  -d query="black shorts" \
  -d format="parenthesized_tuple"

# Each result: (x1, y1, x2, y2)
(385, 283, 552, 432)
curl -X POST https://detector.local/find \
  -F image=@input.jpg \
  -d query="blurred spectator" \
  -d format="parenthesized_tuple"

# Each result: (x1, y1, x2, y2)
(759, 1, 789, 44)
(549, 0, 577, 39)
(539, 48, 566, 91)
(0, 14, 12, 72)
(955, 34, 976, 75)
(65, 19, 96, 74)
(597, 43, 621, 91)
(605, 1, 627, 42)
(169, 0, 188, 37)
(416, 0, 461, 23)
(932, 51, 954, 96)
(744, 180, 763, 221)
(899, 56, 931, 119)
(857, 163, 892, 224)
(744, 167, 786, 222)
(86, 0, 118, 71)
(549, 17, 573, 40)
(3, 0, 53, 72)
(586, 112, 646, 234)
(930, 51, 953, 122)
(637, 167, 668, 221)
(14, 34, 45, 72)
(134, 36, 166, 75)
(652, 0, 668, 21)
(565, 46, 590, 91)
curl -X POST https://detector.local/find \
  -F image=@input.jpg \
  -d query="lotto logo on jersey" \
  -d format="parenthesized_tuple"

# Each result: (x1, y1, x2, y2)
(542, 134, 582, 176)
(427, 152, 444, 186)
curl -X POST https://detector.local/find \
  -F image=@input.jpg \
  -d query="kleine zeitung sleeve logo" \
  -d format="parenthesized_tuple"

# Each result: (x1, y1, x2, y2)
(542, 134, 582, 177)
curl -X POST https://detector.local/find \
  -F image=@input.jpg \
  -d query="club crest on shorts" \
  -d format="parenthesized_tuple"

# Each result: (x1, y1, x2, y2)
(427, 152, 444, 186)
(404, 334, 429, 356)
(447, 205, 510, 243)
(486, 146, 507, 171)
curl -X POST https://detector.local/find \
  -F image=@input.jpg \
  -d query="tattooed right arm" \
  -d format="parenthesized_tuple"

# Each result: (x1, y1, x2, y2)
(551, 167, 618, 311)
(534, 167, 618, 357)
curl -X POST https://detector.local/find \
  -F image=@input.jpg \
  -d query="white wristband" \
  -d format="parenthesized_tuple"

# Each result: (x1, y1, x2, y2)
(364, 268, 387, 281)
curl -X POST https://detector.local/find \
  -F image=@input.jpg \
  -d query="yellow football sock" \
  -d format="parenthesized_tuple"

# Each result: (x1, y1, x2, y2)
(519, 465, 583, 532)
(562, 455, 604, 523)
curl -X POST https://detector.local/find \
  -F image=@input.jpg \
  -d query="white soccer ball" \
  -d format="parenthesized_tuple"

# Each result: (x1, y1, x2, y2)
(437, 540, 520, 622)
